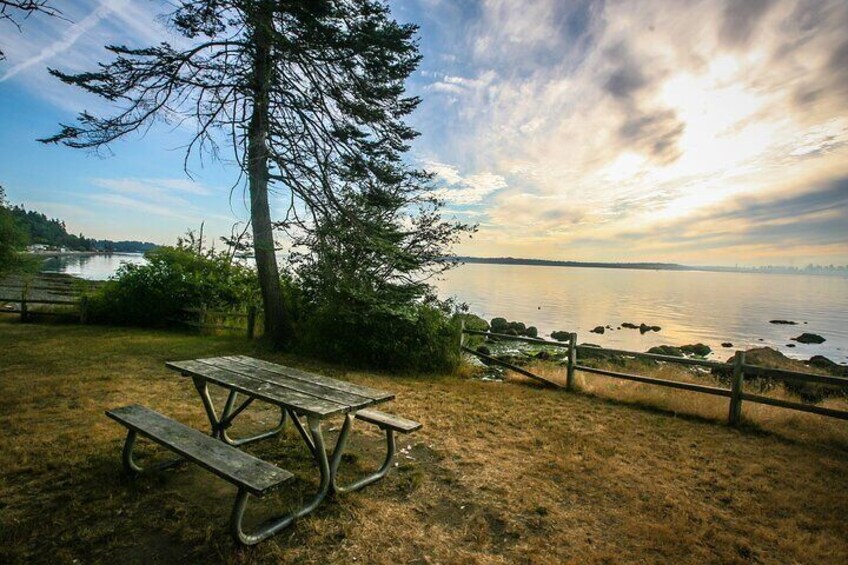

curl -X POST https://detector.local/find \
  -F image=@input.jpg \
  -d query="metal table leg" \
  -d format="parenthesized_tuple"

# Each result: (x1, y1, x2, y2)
(191, 377, 287, 446)
(230, 415, 332, 545)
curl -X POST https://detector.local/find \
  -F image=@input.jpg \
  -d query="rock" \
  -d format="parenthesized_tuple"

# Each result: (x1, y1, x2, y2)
(621, 322, 639, 329)
(458, 313, 489, 332)
(808, 355, 848, 376)
(770, 319, 797, 325)
(535, 350, 552, 361)
(721, 342, 733, 348)
(785, 343, 795, 348)
(476, 345, 491, 356)
(490, 317, 509, 332)
(509, 321, 527, 334)
(681, 343, 711, 357)
(551, 330, 571, 341)
(590, 326, 605, 334)
(639, 323, 662, 334)
(647, 345, 684, 357)
(525, 326, 538, 338)
(791, 333, 825, 344)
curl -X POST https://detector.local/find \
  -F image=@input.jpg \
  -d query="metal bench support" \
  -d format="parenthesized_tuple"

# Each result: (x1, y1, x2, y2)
(329, 413, 396, 494)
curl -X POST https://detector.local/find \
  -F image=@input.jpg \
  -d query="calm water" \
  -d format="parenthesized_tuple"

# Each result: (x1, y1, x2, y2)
(435, 263, 848, 363)
(40, 253, 147, 280)
(41, 254, 848, 362)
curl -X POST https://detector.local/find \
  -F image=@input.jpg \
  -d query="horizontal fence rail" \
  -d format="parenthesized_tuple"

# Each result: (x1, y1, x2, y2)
(460, 328, 848, 425)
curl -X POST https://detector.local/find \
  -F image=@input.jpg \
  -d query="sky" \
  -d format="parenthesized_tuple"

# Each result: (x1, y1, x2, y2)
(0, 0, 846, 266)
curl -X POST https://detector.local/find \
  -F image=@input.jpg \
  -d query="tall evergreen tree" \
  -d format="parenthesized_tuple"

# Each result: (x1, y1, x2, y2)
(40, 0, 467, 346)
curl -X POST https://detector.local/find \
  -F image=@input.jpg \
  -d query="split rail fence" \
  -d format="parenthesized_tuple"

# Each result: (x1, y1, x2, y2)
(460, 328, 848, 425)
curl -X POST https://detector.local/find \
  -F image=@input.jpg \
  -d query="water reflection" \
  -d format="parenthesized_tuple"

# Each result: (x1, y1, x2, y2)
(40, 253, 147, 281)
(435, 264, 848, 363)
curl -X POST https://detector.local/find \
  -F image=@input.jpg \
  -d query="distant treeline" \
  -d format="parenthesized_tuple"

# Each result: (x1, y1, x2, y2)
(9, 205, 158, 253)
(452, 256, 848, 276)
(452, 256, 689, 271)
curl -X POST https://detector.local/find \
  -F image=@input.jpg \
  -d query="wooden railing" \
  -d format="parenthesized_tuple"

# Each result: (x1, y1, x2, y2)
(178, 306, 260, 339)
(460, 328, 848, 424)
(0, 274, 101, 323)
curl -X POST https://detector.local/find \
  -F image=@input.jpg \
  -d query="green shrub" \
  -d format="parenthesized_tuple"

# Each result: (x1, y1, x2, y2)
(87, 245, 258, 327)
(297, 296, 461, 373)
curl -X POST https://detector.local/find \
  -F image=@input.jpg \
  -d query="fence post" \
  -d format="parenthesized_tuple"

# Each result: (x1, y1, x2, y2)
(246, 305, 257, 340)
(728, 350, 746, 426)
(20, 287, 28, 323)
(79, 295, 89, 324)
(459, 318, 466, 353)
(566, 332, 577, 391)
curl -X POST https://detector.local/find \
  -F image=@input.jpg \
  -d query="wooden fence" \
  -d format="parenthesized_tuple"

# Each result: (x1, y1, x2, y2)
(460, 328, 848, 425)
(0, 274, 101, 323)
(177, 306, 260, 339)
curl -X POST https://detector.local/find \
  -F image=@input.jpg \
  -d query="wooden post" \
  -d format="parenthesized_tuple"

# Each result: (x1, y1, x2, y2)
(566, 332, 577, 391)
(20, 287, 27, 323)
(459, 318, 466, 353)
(728, 350, 746, 426)
(79, 296, 89, 324)
(246, 305, 257, 340)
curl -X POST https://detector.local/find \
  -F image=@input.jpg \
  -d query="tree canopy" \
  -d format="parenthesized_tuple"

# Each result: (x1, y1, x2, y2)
(42, 0, 471, 348)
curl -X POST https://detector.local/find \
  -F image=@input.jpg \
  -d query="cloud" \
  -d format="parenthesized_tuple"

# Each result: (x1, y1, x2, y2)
(719, 0, 776, 47)
(426, 161, 507, 205)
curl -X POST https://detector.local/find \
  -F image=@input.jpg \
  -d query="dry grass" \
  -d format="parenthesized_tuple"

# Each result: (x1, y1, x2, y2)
(1, 316, 847, 564)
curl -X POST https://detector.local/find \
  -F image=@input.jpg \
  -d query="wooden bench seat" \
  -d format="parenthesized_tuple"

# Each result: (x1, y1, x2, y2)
(106, 404, 292, 497)
(355, 409, 422, 433)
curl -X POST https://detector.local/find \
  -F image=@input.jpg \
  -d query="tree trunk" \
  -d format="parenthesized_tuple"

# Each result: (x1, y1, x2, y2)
(247, 1, 289, 346)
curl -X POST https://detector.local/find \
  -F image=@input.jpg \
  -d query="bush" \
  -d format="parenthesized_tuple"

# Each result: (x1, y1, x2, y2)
(87, 245, 258, 326)
(297, 296, 461, 373)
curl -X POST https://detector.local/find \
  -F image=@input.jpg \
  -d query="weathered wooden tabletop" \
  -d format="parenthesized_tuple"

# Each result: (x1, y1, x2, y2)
(166, 355, 394, 419)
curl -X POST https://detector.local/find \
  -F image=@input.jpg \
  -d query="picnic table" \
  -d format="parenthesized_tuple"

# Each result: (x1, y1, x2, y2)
(106, 355, 421, 545)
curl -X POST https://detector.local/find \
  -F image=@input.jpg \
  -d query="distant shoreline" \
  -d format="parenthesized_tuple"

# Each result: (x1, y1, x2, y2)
(26, 251, 142, 260)
(451, 256, 848, 277)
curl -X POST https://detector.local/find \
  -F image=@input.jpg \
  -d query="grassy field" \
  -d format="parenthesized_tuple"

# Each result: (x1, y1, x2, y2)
(1, 316, 847, 564)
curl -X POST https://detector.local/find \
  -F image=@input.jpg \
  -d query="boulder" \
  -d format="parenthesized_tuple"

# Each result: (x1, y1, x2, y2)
(647, 345, 684, 357)
(639, 323, 661, 334)
(458, 313, 489, 332)
(791, 333, 826, 344)
(681, 343, 711, 357)
(770, 319, 797, 325)
(808, 355, 848, 376)
(786, 343, 795, 348)
(590, 326, 605, 334)
(490, 317, 509, 332)
(550, 330, 571, 341)
(721, 342, 733, 348)
(621, 322, 639, 329)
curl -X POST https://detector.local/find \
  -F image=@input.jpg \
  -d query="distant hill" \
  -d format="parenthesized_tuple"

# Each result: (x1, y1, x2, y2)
(9, 205, 158, 254)
(451, 256, 848, 276)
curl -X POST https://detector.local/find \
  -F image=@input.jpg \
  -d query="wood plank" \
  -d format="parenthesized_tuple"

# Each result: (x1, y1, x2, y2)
(196, 357, 378, 410)
(462, 345, 563, 389)
(225, 355, 395, 402)
(740, 392, 848, 420)
(106, 404, 293, 496)
(165, 360, 346, 418)
(355, 409, 422, 433)
(576, 365, 733, 397)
